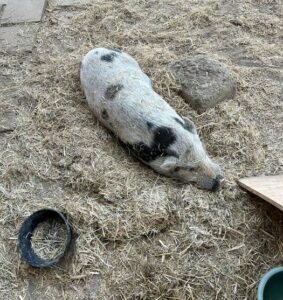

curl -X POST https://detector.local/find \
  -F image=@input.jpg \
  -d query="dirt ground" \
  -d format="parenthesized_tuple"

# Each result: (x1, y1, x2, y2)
(1, 0, 282, 299)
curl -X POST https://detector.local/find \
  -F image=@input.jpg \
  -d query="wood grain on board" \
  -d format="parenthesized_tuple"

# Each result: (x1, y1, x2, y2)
(238, 175, 283, 211)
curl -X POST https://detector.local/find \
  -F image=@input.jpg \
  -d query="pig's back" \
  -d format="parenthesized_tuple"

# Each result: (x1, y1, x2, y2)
(80, 48, 180, 145)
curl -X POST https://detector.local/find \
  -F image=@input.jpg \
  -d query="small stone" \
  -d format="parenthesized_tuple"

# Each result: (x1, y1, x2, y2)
(171, 56, 236, 113)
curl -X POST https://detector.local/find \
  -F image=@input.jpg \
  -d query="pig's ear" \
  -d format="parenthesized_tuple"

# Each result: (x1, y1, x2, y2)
(182, 116, 197, 134)
(161, 156, 178, 171)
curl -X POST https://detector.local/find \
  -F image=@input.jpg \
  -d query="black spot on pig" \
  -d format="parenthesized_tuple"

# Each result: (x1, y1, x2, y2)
(174, 118, 184, 127)
(127, 126, 178, 162)
(105, 84, 123, 100)
(101, 52, 118, 62)
(101, 109, 109, 120)
(146, 121, 153, 129)
(183, 118, 196, 133)
(154, 127, 176, 149)
(174, 117, 195, 133)
(174, 166, 181, 172)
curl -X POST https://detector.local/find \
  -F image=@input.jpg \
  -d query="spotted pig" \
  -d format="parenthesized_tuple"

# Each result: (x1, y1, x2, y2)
(80, 48, 224, 190)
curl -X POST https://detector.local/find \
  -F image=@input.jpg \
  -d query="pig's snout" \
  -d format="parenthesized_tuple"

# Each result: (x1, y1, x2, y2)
(196, 160, 224, 191)
(211, 174, 225, 191)
(199, 174, 224, 191)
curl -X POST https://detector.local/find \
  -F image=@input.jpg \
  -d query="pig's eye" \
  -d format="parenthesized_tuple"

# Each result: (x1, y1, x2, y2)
(174, 166, 181, 172)
(174, 166, 198, 172)
(186, 166, 198, 172)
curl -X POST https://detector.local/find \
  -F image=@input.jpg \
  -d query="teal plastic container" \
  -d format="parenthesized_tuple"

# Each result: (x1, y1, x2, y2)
(258, 267, 283, 300)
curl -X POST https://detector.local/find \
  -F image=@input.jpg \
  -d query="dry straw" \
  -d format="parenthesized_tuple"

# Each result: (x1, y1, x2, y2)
(0, 0, 282, 299)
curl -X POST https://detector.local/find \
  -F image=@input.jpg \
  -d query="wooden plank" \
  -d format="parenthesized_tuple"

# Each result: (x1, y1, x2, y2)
(238, 175, 283, 211)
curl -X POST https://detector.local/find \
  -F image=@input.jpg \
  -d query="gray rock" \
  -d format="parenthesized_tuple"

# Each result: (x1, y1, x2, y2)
(171, 56, 236, 112)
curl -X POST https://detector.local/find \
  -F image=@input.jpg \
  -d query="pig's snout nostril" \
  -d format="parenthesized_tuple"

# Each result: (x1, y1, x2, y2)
(211, 175, 225, 191)
(211, 180, 220, 191)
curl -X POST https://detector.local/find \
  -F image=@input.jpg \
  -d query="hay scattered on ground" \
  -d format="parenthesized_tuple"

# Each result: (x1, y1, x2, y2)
(0, 0, 282, 299)
(31, 219, 68, 260)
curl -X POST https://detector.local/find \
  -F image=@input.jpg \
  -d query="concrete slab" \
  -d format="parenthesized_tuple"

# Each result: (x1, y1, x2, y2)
(0, 24, 39, 52)
(0, 0, 47, 24)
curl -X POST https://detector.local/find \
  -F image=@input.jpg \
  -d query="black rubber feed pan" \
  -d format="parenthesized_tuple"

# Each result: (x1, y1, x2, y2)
(18, 209, 73, 268)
